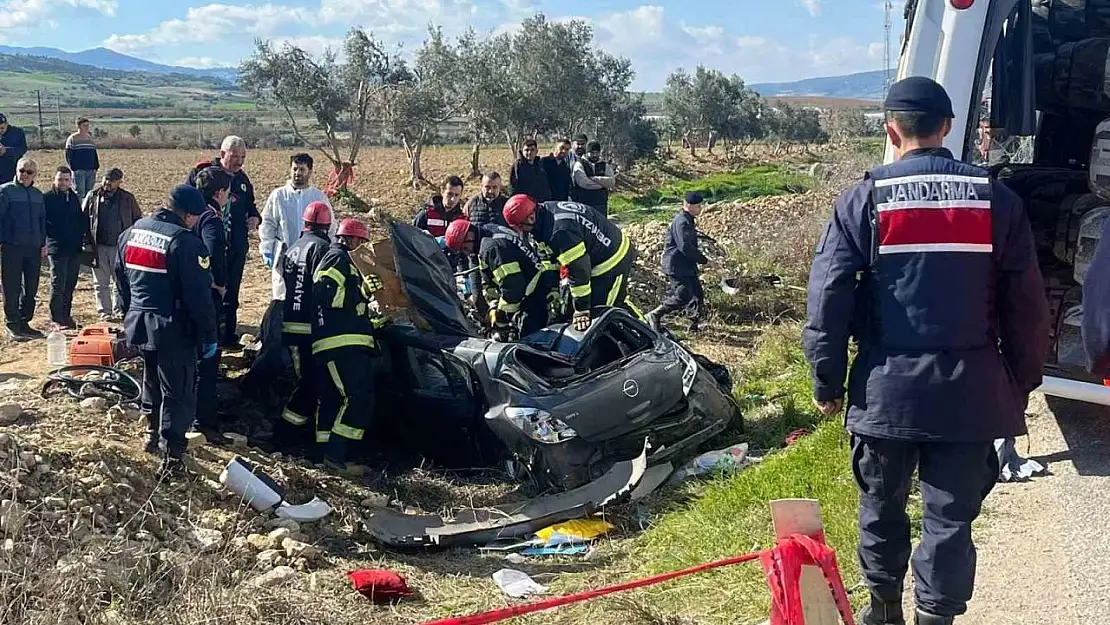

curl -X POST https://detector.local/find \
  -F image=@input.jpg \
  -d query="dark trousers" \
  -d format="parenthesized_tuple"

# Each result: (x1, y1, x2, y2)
(221, 249, 246, 345)
(590, 264, 642, 320)
(657, 275, 704, 323)
(1, 244, 41, 328)
(141, 345, 197, 458)
(195, 348, 222, 429)
(277, 343, 319, 444)
(47, 254, 80, 324)
(518, 293, 551, 338)
(316, 345, 375, 461)
(852, 435, 999, 617)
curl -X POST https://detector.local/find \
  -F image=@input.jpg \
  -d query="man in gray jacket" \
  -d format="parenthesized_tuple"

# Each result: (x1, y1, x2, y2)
(0, 157, 46, 341)
(83, 167, 142, 321)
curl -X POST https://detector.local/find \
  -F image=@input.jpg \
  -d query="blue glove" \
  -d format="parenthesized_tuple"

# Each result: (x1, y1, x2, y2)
(202, 343, 218, 359)
(263, 252, 274, 268)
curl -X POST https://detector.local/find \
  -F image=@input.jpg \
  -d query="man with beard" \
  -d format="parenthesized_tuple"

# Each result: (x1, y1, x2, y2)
(463, 172, 507, 228)
(260, 153, 336, 269)
(83, 167, 142, 321)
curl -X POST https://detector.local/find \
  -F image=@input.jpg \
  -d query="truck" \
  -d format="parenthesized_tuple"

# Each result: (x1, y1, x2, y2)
(897, 0, 1110, 404)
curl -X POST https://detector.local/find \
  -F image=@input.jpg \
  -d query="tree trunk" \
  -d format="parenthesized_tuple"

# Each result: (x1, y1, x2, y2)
(469, 141, 482, 180)
(685, 132, 697, 157)
(410, 140, 426, 190)
(706, 130, 715, 154)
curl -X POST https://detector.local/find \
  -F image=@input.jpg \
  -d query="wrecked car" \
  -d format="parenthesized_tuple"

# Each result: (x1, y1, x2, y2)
(248, 221, 742, 491)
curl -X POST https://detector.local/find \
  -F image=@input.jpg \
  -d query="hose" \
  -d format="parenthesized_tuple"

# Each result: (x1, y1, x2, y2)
(41, 365, 142, 404)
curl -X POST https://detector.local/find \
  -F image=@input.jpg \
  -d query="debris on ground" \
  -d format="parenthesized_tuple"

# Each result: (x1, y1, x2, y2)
(995, 437, 1049, 482)
(535, 518, 614, 546)
(493, 568, 548, 598)
(348, 569, 415, 603)
(674, 443, 753, 480)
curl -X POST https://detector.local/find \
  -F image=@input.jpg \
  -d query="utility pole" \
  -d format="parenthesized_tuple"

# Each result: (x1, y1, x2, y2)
(35, 90, 44, 148)
(56, 94, 62, 134)
(883, 1, 893, 101)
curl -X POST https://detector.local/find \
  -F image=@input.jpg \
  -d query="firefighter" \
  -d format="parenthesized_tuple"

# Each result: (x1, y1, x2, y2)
(443, 218, 553, 339)
(115, 185, 218, 477)
(311, 218, 384, 470)
(503, 196, 640, 332)
(802, 77, 1050, 625)
(273, 201, 333, 451)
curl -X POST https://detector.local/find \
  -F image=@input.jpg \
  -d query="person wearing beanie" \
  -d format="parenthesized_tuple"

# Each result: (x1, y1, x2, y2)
(646, 192, 710, 333)
(116, 184, 218, 479)
(803, 76, 1050, 625)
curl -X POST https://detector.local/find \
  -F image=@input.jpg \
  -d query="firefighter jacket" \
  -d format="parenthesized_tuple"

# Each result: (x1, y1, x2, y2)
(116, 209, 218, 351)
(802, 147, 1051, 441)
(533, 200, 635, 313)
(412, 195, 463, 237)
(478, 224, 550, 315)
(280, 228, 330, 345)
(312, 242, 384, 356)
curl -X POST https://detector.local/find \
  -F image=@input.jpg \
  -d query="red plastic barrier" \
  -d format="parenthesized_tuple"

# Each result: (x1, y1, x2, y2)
(421, 533, 854, 625)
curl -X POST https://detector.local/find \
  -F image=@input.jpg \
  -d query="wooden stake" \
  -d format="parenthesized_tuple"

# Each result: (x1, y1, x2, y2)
(769, 499, 841, 625)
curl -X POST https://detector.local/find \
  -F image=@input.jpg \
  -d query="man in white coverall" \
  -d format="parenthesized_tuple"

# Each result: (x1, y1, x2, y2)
(260, 152, 337, 268)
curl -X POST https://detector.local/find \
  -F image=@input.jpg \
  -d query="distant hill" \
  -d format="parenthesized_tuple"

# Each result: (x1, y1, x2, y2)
(751, 70, 886, 101)
(0, 45, 238, 83)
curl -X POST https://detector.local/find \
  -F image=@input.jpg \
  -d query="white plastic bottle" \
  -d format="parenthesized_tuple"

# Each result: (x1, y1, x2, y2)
(46, 330, 68, 367)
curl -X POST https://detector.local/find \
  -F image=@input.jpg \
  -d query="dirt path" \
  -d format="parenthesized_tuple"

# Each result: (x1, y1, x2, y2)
(958, 393, 1110, 624)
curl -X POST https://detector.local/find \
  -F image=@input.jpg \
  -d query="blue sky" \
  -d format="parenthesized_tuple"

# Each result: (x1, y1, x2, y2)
(0, 0, 896, 89)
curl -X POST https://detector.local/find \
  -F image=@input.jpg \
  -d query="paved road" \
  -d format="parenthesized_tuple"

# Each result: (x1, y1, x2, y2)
(959, 393, 1110, 625)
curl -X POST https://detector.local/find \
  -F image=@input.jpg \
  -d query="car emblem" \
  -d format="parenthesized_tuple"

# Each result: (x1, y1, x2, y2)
(623, 379, 639, 398)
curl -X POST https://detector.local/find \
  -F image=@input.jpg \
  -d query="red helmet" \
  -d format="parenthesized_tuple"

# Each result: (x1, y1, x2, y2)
(503, 195, 536, 228)
(302, 201, 332, 228)
(444, 219, 472, 251)
(336, 218, 370, 241)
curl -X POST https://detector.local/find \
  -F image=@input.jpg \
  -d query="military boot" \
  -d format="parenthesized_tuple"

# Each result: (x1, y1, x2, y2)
(856, 592, 906, 625)
(914, 610, 954, 625)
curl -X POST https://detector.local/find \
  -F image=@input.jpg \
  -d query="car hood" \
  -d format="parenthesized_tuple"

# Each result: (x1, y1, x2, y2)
(388, 221, 475, 337)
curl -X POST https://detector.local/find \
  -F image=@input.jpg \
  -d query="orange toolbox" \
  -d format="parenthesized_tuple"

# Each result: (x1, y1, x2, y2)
(68, 326, 137, 367)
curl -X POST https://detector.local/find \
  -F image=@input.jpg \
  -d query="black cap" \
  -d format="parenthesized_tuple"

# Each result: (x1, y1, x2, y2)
(167, 184, 207, 216)
(0, 113, 6, 124)
(105, 167, 124, 181)
(883, 76, 955, 118)
(573, 133, 588, 143)
(685, 192, 704, 205)
(586, 141, 601, 152)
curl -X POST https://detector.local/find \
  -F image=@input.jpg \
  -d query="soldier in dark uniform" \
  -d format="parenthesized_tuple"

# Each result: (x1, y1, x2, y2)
(116, 185, 218, 476)
(311, 218, 385, 470)
(803, 77, 1051, 625)
(274, 201, 333, 451)
(443, 218, 554, 339)
(647, 192, 710, 333)
(504, 196, 640, 332)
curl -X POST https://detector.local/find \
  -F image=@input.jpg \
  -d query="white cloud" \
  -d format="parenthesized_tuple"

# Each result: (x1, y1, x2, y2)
(799, 0, 820, 17)
(175, 56, 230, 69)
(318, 0, 477, 37)
(0, 0, 117, 30)
(104, 3, 311, 53)
(273, 35, 345, 56)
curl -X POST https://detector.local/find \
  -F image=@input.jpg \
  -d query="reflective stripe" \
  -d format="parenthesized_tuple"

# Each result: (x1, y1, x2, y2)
(315, 267, 347, 308)
(312, 333, 375, 354)
(591, 235, 628, 277)
(282, 321, 311, 335)
(626, 298, 645, 321)
(426, 218, 447, 226)
(327, 361, 364, 441)
(499, 300, 521, 313)
(316, 431, 331, 443)
(543, 261, 559, 272)
(282, 408, 308, 426)
(606, 274, 624, 306)
(558, 242, 586, 266)
(371, 316, 388, 329)
(492, 262, 521, 282)
(571, 283, 592, 299)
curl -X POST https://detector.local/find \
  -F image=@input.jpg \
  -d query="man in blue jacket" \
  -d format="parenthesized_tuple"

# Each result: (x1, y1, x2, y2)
(0, 157, 46, 341)
(116, 185, 218, 477)
(0, 114, 28, 185)
(647, 192, 709, 333)
(803, 77, 1050, 625)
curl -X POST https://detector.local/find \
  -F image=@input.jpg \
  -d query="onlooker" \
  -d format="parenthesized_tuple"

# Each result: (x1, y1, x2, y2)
(463, 172, 507, 228)
(260, 153, 336, 269)
(570, 133, 588, 165)
(0, 157, 46, 340)
(571, 141, 617, 216)
(414, 175, 465, 238)
(83, 168, 142, 321)
(510, 138, 551, 202)
(541, 139, 573, 201)
(44, 166, 84, 330)
(0, 114, 28, 185)
(65, 117, 99, 198)
(185, 135, 260, 347)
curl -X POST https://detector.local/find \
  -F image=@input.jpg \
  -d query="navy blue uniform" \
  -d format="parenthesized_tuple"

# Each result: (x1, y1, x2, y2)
(1083, 215, 1110, 375)
(478, 224, 555, 337)
(0, 126, 28, 185)
(803, 148, 1050, 618)
(117, 209, 218, 458)
(657, 210, 708, 326)
(276, 228, 331, 446)
(185, 159, 258, 346)
(192, 204, 228, 432)
(311, 242, 384, 463)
